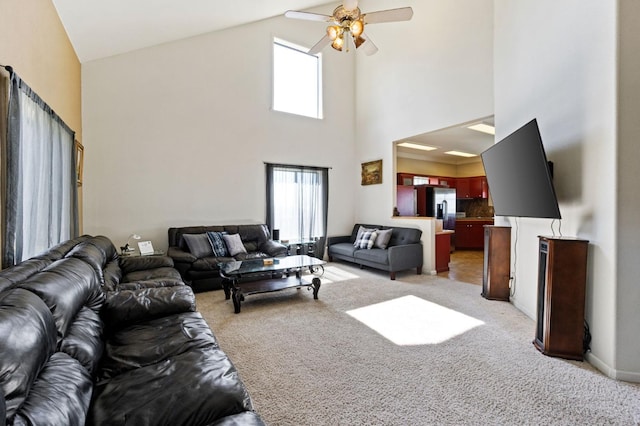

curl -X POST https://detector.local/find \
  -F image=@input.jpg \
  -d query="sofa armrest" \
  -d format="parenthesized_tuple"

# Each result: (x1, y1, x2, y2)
(388, 243, 424, 271)
(167, 246, 197, 263)
(119, 255, 175, 275)
(259, 240, 288, 257)
(327, 235, 351, 246)
(102, 285, 196, 331)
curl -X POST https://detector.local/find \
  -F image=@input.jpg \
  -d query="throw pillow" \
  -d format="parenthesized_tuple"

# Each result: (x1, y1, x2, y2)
(183, 233, 214, 258)
(354, 230, 378, 250)
(355, 226, 377, 244)
(223, 233, 248, 257)
(374, 228, 393, 249)
(206, 231, 229, 257)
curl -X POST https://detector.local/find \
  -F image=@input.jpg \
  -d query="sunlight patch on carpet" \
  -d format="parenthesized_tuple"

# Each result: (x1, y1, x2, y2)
(301, 265, 359, 283)
(346, 295, 485, 346)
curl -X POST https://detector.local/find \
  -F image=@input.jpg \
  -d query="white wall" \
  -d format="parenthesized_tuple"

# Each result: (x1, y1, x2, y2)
(616, 0, 640, 381)
(494, 1, 623, 377)
(354, 0, 494, 265)
(82, 15, 358, 250)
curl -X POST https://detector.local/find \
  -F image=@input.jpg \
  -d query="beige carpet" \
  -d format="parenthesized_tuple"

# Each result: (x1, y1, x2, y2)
(195, 263, 640, 425)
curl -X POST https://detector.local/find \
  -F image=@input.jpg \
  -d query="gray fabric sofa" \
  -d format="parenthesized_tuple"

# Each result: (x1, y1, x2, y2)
(327, 224, 423, 280)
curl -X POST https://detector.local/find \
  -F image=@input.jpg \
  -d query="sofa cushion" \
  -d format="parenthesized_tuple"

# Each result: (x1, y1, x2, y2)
(374, 228, 393, 249)
(329, 242, 358, 258)
(223, 234, 247, 257)
(59, 306, 104, 374)
(89, 349, 254, 425)
(123, 266, 181, 283)
(18, 258, 100, 341)
(191, 257, 230, 272)
(12, 352, 93, 426)
(102, 286, 197, 331)
(183, 234, 215, 258)
(207, 231, 229, 257)
(354, 248, 390, 265)
(388, 227, 422, 246)
(354, 230, 378, 249)
(0, 289, 58, 419)
(97, 311, 218, 380)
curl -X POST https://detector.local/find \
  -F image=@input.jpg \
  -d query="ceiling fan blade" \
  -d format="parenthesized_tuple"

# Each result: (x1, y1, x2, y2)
(284, 10, 333, 22)
(359, 33, 379, 56)
(364, 7, 413, 24)
(308, 35, 332, 55)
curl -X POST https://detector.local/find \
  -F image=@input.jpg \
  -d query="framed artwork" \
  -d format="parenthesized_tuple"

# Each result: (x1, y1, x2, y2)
(361, 159, 382, 185)
(75, 140, 84, 186)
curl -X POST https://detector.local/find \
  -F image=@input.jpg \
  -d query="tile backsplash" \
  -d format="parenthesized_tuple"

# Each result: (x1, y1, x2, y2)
(458, 198, 494, 217)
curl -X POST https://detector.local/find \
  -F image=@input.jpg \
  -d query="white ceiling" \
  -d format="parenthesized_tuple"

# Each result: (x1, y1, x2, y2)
(51, 0, 336, 63)
(396, 117, 495, 165)
(51, 0, 495, 161)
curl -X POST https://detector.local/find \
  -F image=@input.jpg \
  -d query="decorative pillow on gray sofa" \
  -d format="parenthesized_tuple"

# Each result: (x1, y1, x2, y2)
(206, 231, 229, 257)
(356, 226, 378, 242)
(354, 230, 378, 249)
(223, 234, 247, 256)
(183, 234, 214, 258)
(374, 228, 393, 249)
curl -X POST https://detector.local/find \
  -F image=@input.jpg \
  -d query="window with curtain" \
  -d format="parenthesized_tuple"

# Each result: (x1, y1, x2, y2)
(266, 164, 328, 252)
(1, 68, 78, 267)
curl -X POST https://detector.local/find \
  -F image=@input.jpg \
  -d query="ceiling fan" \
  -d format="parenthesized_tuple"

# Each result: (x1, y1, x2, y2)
(284, 0, 413, 56)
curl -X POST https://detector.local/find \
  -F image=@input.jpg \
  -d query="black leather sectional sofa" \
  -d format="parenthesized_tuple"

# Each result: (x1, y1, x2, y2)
(0, 235, 264, 426)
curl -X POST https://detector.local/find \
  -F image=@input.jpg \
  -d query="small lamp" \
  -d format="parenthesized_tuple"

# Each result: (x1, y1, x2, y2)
(121, 234, 141, 254)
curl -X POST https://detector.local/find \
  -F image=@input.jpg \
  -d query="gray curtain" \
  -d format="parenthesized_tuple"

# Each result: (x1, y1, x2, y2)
(266, 163, 329, 258)
(2, 69, 78, 267)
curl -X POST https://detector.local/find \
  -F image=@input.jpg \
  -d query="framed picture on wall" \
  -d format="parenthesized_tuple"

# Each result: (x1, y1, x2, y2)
(361, 159, 382, 185)
(75, 140, 84, 186)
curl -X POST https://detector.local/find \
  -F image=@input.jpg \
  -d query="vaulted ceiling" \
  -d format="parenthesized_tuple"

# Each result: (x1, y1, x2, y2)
(51, 0, 335, 62)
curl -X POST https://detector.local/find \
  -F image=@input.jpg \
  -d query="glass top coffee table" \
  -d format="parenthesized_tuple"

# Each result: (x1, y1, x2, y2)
(219, 255, 325, 313)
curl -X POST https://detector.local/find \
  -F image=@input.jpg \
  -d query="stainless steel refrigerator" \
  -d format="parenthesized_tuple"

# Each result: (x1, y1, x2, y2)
(425, 187, 456, 230)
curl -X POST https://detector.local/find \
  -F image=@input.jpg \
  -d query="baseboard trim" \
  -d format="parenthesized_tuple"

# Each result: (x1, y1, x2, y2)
(585, 352, 640, 383)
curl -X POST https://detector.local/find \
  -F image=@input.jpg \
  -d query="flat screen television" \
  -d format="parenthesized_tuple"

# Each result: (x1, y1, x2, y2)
(480, 118, 561, 219)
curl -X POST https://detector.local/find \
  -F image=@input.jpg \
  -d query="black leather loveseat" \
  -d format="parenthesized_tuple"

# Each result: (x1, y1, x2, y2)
(327, 223, 423, 280)
(0, 235, 264, 426)
(168, 224, 287, 292)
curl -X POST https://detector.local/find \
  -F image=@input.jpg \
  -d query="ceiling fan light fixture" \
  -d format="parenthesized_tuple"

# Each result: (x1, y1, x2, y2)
(331, 36, 344, 51)
(327, 25, 341, 40)
(350, 19, 364, 37)
(354, 35, 365, 48)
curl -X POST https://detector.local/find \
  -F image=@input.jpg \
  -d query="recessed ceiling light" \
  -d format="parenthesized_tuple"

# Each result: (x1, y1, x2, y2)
(444, 150, 477, 158)
(397, 142, 437, 151)
(467, 123, 495, 135)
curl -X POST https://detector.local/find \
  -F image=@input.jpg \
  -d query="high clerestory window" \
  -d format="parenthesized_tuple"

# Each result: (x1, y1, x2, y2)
(272, 38, 323, 119)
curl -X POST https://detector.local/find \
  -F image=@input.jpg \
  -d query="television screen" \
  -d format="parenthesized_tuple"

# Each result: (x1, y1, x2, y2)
(480, 119, 561, 219)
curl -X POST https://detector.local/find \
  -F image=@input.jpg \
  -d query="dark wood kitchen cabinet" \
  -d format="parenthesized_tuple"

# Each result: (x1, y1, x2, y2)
(454, 177, 488, 199)
(455, 219, 494, 249)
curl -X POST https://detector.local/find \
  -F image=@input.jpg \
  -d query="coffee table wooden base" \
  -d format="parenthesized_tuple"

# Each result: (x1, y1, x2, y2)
(224, 276, 321, 313)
